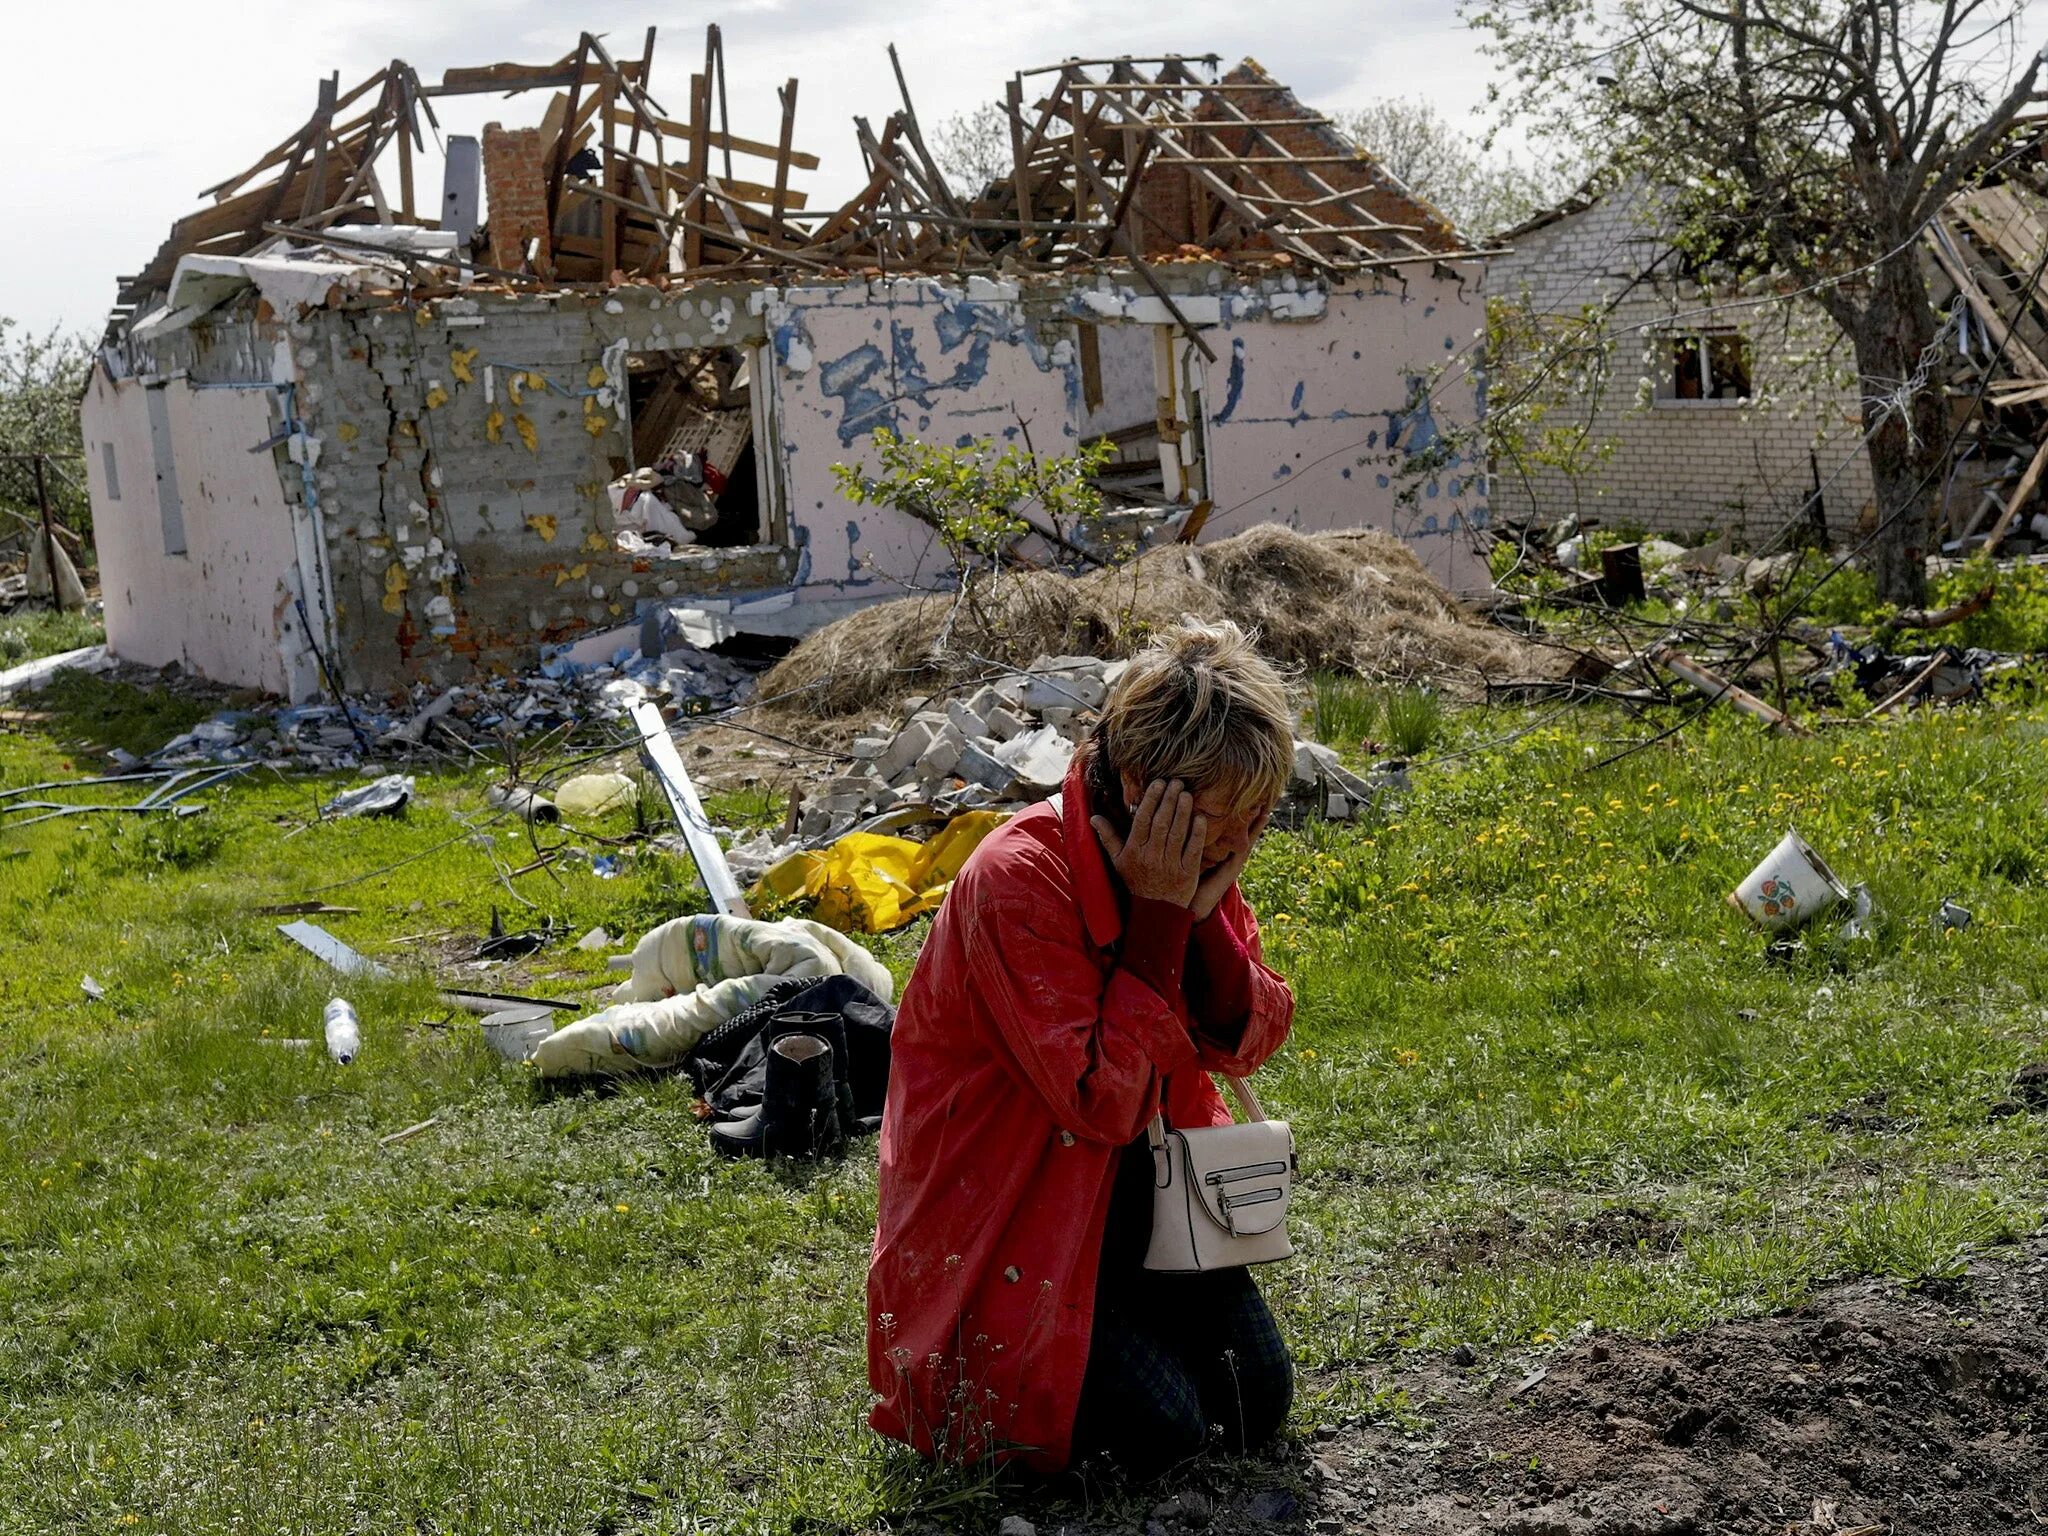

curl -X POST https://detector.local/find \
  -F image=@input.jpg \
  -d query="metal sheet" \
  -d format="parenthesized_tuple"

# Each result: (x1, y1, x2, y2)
(629, 699, 749, 917)
(277, 920, 391, 977)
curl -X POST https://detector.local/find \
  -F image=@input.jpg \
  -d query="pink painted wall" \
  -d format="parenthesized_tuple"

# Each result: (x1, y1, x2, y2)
(764, 268, 1490, 611)
(83, 370, 305, 695)
(1198, 270, 1490, 593)
(764, 277, 1077, 603)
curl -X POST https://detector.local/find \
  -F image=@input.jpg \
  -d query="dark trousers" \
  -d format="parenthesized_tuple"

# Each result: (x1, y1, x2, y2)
(1069, 1263, 1294, 1477)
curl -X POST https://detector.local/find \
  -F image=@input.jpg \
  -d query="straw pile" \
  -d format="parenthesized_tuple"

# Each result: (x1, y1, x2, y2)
(761, 524, 1542, 719)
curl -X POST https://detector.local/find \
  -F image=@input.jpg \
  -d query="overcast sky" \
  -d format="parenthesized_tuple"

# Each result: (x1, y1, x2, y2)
(7, 0, 1494, 337)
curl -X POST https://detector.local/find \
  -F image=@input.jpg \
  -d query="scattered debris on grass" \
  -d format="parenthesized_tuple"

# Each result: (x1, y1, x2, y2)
(1728, 830, 1852, 932)
(321, 773, 414, 820)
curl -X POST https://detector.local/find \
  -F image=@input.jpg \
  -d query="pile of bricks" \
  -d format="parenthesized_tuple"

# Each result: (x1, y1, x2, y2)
(796, 654, 1123, 841)
(762, 654, 1404, 852)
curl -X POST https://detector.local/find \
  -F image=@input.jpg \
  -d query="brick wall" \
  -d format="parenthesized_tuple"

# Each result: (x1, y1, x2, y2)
(1487, 180, 1875, 545)
(482, 124, 554, 278)
(1125, 61, 1463, 257)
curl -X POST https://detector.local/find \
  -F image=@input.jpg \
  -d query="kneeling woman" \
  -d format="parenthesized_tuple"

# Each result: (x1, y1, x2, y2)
(867, 622, 1296, 1476)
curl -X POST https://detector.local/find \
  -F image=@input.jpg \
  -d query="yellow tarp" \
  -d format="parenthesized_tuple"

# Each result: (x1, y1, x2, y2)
(751, 811, 1008, 933)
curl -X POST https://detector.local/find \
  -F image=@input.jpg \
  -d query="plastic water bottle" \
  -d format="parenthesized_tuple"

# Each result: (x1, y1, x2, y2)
(323, 998, 361, 1065)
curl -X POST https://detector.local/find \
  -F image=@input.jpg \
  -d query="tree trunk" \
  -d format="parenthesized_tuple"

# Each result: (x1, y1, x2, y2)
(1850, 260, 1943, 608)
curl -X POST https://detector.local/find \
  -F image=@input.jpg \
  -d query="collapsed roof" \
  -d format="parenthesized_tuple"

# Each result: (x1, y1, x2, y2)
(1923, 116, 2048, 552)
(109, 27, 1477, 333)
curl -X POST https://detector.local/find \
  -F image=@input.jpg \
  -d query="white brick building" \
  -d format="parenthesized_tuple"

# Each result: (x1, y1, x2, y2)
(1487, 179, 1874, 544)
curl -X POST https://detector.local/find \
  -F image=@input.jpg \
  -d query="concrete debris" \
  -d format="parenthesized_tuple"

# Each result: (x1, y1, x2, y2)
(756, 653, 1399, 870)
(141, 632, 762, 772)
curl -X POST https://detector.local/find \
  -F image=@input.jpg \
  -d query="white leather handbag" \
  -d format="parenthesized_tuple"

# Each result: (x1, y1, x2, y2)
(1143, 1075, 1296, 1272)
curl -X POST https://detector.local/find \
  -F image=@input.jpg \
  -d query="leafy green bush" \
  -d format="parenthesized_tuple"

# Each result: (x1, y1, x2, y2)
(1798, 563, 1882, 629)
(1927, 555, 2048, 653)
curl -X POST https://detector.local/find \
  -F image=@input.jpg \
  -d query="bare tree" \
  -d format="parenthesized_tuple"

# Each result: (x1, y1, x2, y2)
(1338, 97, 1584, 239)
(1470, 0, 2045, 605)
(931, 102, 1015, 199)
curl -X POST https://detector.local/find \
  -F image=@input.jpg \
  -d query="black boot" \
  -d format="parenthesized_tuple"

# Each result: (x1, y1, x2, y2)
(709, 1033, 842, 1159)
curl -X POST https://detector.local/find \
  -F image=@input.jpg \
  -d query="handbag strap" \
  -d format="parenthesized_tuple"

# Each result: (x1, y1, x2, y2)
(1146, 1074, 1265, 1149)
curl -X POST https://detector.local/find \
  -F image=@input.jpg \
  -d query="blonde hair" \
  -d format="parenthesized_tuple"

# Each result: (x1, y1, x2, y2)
(1091, 620, 1294, 814)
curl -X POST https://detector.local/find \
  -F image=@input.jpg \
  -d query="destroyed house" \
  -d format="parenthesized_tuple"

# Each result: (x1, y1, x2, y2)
(83, 30, 1489, 700)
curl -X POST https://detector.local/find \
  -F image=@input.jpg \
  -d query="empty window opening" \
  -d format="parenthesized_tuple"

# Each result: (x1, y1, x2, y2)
(1666, 332, 1753, 402)
(612, 345, 776, 554)
(1076, 322, 1191, 512)
(100, 441, 121, 502)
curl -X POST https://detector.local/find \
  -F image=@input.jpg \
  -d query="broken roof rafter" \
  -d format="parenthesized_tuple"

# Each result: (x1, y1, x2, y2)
(113, 30, 1479, 330)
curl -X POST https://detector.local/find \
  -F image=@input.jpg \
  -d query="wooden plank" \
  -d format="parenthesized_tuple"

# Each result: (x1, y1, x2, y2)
(684, 70, 709, 269)
(627, 25, 657, 162)
(600, 69, 619, 273)
(542, 36, 592, 243)
(1006, 77, 1033, 247)
(766, 79, 799, 235)
(627, 149, 808, 209)
(396, 74, 416, 221)
(710, 24, 735, 185)
(887, 43, 965, 218)
(1928, 224, 2048, 379)
(434, 58, 639, 95)
(1985, 434, 2048, 553)
(298, 74, 341, 222)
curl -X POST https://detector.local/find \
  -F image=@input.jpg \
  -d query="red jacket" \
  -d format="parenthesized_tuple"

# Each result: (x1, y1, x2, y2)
(866, 755, 1294, 1470)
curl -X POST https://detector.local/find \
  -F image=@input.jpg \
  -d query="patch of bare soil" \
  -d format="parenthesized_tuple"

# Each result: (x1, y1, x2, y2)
(1045, 1234, 2048, 1535)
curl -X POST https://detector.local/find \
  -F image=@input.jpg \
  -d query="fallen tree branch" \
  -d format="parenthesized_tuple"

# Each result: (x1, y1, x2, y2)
(1891, 581, 1994, 631)
(1647, 643, 1811, 737)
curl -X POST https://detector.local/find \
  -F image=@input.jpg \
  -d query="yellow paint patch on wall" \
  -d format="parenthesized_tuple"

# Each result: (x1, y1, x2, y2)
(449, 347, 478, 384)
(337, 421, 359, 445)
(584, 530, 610, 553)
(552, 561, 591, 589)
(514, 414, 539, 454)
(486, 409, 506, 444)
(381, 563, 410, 614)
(424, 385, 450, 410)
(526, 514, 558, 542)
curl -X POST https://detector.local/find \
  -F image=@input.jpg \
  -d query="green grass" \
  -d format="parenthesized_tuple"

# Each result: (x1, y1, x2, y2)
(14, 671, 215, 758)
(1308, 672, 1379, 751)
(0, 605, 101, 667)
(3, 691, 2048, 1532)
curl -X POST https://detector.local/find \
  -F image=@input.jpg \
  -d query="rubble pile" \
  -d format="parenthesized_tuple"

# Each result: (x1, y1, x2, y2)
(147, 636, 757, 771)
(724, 652, 1403, 884)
